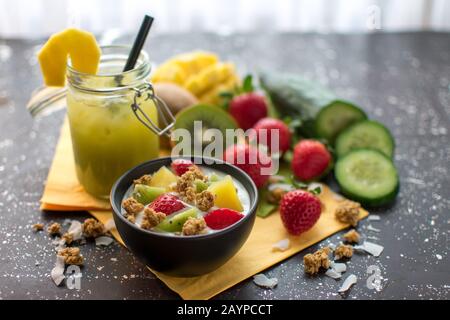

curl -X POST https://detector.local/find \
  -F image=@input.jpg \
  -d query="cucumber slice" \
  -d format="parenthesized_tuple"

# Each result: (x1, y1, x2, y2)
(315, 100, 367, 143)
(335, 120, 395, 158)
(335, 149, 399, 206)
(156, 208, 199, 233)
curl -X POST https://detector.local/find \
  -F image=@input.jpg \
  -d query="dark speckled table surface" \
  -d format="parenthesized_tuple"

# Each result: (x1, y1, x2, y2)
(0, 32, 449, 300)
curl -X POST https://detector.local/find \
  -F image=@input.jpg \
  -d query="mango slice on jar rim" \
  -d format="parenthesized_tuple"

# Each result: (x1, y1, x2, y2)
(38, 28, 101, 87)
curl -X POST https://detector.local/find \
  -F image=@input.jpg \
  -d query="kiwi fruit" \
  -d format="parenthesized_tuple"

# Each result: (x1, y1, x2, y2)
(173, 104, 237, 156)
(154, 83, 199, 151)
(154, 82, 198, 115)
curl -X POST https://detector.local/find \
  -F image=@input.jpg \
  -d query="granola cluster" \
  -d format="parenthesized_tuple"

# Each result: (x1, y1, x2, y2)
(175, 166, 208, 197)
(58, 247, 84, 266)
(141, 208, 166, 230)
(343, 229, 360, 244)
(196, 191, 215, 212)
(335, 200, 361, 227)
(62, 232, 74, 245)
(182, 217, 207, 236)
(32, 223, 44, 232)
(47, 222, 62, 236)
(133, 174, 152, 186)
(303, 247, 332, 275)
(83, 218, 105, 238)
(174, 167, 215, 211)
(334, 244, 354, 260)
(184, 187, 197, 203)
(122, 197, 144, 222)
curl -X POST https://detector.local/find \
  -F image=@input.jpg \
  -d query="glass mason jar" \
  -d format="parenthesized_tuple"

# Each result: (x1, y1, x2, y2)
(66, 46, 160, 199)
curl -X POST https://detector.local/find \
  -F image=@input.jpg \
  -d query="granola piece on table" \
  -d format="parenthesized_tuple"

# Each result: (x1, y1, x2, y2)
(47, 222, 62, 236)
(303, 247, 331, 275)
(335, 200, 361, 227)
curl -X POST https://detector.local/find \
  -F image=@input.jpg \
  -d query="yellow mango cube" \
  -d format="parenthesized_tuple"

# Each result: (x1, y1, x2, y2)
(208, 175, 244, 212)
(150, 166, 178, 189)
(38, 28, 101, 87)
(173, 51, 218, 76)
(184, 63, 235, 96)
(199, 74, 240, 105)
(152, 62, 188, 85)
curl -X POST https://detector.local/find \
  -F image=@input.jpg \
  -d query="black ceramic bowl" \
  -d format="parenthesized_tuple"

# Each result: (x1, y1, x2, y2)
(110, 156, 258, 277)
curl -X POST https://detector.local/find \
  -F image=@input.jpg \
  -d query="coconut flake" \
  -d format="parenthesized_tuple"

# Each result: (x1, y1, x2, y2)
(253, 274, 278, 289)
(325, 262, 347, 279)
(354, 241, 384, 257)
(325, 268, 342, 279)
(55, 238, 66, 251)
(368, 215, 381, 221)
(272, 239, 290, 252)
(95, 236, 114, 247)
(68, 220, 83, 241)
(269, 175, 287, 183)
(338, 274, 357, 293)
(51, 255, 66, 286)
(268, 183, 294, 192)
(104, 219, 116, 231)
(331, 262, 347, 273)
(367, 225, 381, 233)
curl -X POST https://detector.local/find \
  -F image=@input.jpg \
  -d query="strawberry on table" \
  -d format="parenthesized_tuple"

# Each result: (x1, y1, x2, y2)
(252, 117, 292, 154)
(292, 139, 332, 181)
(229, 93, 268, 130)
(149, 194, 186, 215)
(280, 190, 322, 235)
(223, 144, 273, 188)
(224, 75, 268, 130)
(171, 159, 196, 176)
(204, 208, 244, 230)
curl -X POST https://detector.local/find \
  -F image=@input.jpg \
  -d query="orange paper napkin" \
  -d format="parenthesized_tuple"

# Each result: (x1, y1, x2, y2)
(41, 119, 368, 300)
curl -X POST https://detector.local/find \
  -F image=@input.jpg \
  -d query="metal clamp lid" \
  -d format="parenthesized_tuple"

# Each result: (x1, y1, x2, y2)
(130, 81, 175, 137)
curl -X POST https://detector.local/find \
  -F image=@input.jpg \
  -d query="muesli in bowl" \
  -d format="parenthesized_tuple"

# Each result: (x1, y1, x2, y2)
(121, 159, 251, 236)
(110, 157, 258, 277)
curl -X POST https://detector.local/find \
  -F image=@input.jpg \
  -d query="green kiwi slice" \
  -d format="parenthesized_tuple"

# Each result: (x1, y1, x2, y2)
(173, 104, 238, 157)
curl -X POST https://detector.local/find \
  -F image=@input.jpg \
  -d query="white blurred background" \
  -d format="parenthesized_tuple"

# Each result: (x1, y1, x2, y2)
(0, 0, 449, 38)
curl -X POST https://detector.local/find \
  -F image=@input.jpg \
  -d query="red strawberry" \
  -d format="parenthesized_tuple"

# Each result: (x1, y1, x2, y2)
(223, 144, 272, 188)
(229, 93, 268, 130)
(280, 190, 322, 235)
(204, 208, 244, 230)
(171, 159, 195, 176)
(252, 118, 292, 154)
(292, 140, 332, 181)
(149, 194, 185, 215)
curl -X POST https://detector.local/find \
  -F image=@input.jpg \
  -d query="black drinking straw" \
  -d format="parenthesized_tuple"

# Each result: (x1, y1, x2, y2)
(123, 15, 154, 72)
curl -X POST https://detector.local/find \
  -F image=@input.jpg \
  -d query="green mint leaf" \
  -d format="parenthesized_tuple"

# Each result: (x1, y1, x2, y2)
(242, 74, 254, 93)
(309, 187, 322, 196)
